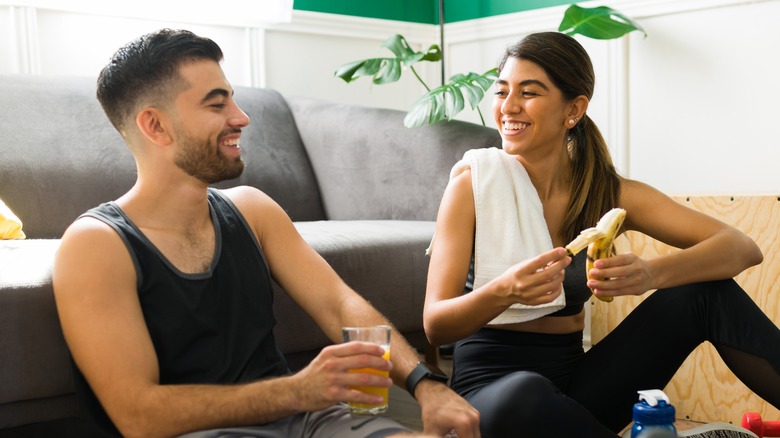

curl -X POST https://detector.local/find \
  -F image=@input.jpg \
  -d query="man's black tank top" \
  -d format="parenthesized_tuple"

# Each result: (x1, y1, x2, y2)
(73, 188, 289, 436)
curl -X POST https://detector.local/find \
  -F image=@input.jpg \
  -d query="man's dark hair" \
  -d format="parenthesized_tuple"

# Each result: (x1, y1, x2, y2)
(96, 28, 223, 133)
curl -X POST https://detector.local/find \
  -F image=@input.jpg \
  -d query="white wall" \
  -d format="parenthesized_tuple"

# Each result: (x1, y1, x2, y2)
(1, 0, 778, 195)
(625, 1, 780, 195)
(0, 4, 437, 113)
(262, 13, 439, 110)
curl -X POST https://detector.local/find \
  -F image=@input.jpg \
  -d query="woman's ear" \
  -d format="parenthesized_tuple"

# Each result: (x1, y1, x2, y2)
(568, 95, 589, 121)
(135, 107, 174, 146)
(565, 95, 590, 128)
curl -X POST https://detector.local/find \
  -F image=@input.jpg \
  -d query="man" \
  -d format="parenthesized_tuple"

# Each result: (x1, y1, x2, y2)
(52, 29, 479, 438)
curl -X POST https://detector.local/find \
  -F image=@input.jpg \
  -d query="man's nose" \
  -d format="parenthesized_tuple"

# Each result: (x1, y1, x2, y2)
(229, 102, 250, 127)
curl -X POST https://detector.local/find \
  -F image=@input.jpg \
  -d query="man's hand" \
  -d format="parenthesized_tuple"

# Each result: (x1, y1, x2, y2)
(290, 341, 392, 412)
(414, 379, 480, 437)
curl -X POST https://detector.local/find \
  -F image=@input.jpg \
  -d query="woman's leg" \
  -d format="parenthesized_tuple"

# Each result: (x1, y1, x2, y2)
(450, 329, 618, 437)
(466, 371, 620, 438)
(567, 279, 780, 432)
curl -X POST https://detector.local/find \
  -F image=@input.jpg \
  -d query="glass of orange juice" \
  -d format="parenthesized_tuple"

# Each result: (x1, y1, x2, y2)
(341, 325, 392, 415)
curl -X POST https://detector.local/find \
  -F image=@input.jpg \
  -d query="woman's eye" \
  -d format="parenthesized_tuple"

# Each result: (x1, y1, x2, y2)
(522, 91, 538, 97)
(494, 90, 508, 97)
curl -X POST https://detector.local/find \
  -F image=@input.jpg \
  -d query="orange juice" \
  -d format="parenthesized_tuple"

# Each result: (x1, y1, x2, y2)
(348, 348, 390, 414)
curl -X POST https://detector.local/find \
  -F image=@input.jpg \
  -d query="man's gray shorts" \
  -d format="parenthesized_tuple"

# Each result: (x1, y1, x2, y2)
(177, 405, 411, 438)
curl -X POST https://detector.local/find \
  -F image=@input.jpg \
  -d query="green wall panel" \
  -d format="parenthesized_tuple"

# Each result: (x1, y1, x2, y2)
(445, 0, 573, 23)
(293, 0, 573, 24)
(293, 0, 437, 24)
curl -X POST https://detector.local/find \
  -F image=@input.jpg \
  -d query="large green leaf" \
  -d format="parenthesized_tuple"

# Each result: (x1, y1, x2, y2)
(404, 68, 498, 128)
(559, 4, 646, 39)
(333, 34, 441, 85)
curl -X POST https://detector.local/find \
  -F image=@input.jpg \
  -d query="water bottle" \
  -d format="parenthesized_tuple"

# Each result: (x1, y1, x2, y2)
(631, 389, 677, 438)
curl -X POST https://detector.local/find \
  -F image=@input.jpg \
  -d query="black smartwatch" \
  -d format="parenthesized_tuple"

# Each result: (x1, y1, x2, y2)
(405, 362, 449, 398)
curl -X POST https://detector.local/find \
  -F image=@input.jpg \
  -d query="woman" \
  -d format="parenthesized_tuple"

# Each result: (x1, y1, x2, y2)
(424, 32, 780, 437)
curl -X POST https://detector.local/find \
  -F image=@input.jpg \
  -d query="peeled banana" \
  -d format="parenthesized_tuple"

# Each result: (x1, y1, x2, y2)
(564, 227, 604, 257)
(585, 208, 627, 302)
(564, 208, 627, 302)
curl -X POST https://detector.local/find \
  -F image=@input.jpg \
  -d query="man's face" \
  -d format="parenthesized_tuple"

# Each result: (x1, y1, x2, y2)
(171, 60, 250, 184)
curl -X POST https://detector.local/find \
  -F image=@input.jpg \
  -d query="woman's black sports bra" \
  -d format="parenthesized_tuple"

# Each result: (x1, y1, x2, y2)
(463, 251, 590, 317)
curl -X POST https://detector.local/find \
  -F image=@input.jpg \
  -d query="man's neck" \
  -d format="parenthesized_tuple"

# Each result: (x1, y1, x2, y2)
(116, 175, 212, 234)
(116, 178, 217, 273)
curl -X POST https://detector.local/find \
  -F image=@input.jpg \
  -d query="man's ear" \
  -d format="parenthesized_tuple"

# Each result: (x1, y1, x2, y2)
(135, 107, 174, 146)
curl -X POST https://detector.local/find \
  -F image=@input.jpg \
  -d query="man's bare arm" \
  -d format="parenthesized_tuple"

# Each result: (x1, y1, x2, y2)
(229, 186, 481, 437)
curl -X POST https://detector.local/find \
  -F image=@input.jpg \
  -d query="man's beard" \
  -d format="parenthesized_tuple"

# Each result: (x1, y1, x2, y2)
(173, 127, 245, 185)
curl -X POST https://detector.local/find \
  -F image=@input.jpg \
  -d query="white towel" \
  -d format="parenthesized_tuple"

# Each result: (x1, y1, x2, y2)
(449, 148, 565, 325)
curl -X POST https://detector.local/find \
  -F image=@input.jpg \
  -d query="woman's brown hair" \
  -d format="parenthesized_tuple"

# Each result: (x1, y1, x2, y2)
(499, 32, 621, 242)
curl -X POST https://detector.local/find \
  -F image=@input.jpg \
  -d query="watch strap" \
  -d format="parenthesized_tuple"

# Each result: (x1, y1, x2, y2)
(405, 362, 449, 397)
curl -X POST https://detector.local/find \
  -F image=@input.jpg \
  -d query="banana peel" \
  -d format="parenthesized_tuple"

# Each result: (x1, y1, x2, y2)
(564, 208, 626, 302)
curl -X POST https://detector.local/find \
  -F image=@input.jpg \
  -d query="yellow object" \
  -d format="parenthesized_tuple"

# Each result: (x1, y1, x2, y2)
(565, 226, 605, 256)
(586, 208, 627, 302)
(348, 348, 391, 414)
(0, 198, 26, 239)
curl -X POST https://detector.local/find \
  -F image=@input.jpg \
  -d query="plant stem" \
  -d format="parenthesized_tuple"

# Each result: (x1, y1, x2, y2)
(477, 107, 486, 126)
(410, 66, 431, 92)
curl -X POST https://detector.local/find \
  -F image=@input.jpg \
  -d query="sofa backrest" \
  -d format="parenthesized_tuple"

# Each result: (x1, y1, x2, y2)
(0, 75, 136, 239)
(219, 85, 325, 222)
(0, 75, 325, 239)
(288, 96, 502, 222)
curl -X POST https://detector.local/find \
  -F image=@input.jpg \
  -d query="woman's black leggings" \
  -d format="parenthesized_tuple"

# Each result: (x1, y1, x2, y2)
(451, 280, 780, 438)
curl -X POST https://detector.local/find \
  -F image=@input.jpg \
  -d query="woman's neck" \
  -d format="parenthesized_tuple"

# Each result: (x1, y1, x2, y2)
(516, 150, 571, 203)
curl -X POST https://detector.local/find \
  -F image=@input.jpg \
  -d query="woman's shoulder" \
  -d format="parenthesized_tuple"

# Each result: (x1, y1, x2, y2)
(617, 176, 687, 232)
(618, 176, 667, 201)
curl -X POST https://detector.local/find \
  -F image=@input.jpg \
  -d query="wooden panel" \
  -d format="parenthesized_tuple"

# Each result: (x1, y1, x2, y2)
(590, 195, 780, 423)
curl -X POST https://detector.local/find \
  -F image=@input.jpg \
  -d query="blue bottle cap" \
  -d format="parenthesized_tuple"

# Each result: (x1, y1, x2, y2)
(633, 399, 676, 425)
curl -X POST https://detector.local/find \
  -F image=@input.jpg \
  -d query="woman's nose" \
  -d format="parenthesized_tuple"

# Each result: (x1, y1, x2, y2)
(501, 94, 520, 115)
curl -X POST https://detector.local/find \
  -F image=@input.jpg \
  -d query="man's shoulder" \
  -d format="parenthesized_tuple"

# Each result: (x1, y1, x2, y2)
(215, 185, 264, 202)
(214, 185, 281, 215)
(58, 213, 127, 263)
(55, 208, 136, 296)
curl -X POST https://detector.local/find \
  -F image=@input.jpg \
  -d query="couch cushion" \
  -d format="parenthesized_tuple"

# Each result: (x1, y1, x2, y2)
(0, 76, 325, 240)
(287, 97, 502, 222)
(0, 240, 75, 428)
(0, 75, 136, 239)
(216, 87, 325, 222)
(273, 220, 435, 358)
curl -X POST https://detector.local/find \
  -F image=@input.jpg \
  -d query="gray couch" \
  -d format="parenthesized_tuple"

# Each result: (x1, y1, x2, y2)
(0, 74, 500, 436)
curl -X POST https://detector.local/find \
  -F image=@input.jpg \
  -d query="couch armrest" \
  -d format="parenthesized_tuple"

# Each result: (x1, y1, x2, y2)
(0, 240, 75, 422)
(287, 97, 501, 222)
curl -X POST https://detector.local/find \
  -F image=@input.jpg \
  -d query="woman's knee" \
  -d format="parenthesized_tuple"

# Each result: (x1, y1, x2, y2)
(469, 372, 561, 434)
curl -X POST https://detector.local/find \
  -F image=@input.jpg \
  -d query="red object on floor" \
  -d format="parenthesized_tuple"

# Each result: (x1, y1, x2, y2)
(742, 412, 780, 437)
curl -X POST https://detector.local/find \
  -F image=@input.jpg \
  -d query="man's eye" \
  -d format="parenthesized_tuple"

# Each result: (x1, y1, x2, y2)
(210, 103, 226, 109)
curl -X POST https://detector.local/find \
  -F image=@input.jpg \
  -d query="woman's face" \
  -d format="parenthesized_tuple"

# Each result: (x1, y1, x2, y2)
(492, 57, 572, 158)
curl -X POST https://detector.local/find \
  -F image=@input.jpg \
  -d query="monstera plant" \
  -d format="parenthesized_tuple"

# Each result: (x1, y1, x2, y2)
(334, 4, 645, 128)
